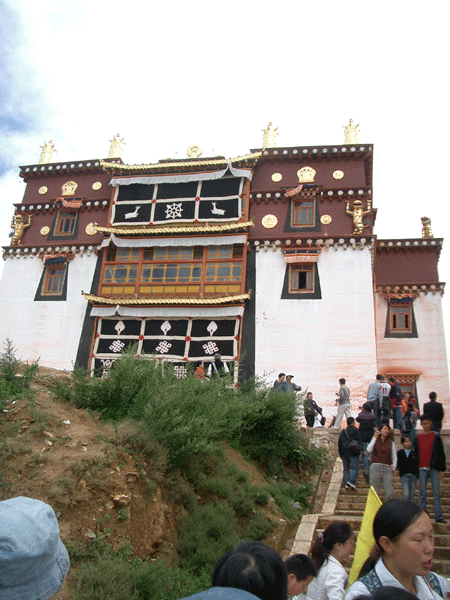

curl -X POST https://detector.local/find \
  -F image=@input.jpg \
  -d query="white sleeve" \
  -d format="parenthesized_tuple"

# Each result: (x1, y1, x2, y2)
(367, 437, 376, 453)
(324, 565, 348, 600)
(391, 442, 398, 468)
(344, 581, 370, 600)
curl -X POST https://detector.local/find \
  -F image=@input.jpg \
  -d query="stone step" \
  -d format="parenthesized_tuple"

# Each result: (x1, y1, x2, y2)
(317, 517, 450, 537)
(335, 496, 450, 507)
(434, 534, 450, 546)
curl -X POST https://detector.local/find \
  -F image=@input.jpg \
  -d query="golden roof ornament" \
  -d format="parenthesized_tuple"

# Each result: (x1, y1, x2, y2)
(38, 140, 56, 164)
(108, 134, 125, 159)
(187, 144, 203, 158)
(262, 122, 278, 149)
(343, 119, 360, 144)
(421, 216, 434, 238)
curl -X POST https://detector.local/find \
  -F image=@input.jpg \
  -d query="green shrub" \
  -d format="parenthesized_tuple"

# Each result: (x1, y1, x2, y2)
(232, 387, 303, 471)
(178, 503, 240, 575)
(0, 338, 20, 383)
(202, 476, 232, 498)
(244, 512, 274, 540)
(291, 443, 326, 470)
(74, 556, 209, 600)
(0, 338, 38, 401)
(229, 480, 257, 516)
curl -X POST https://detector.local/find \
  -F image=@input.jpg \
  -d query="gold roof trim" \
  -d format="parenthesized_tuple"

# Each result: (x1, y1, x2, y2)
(94, 221, 253, 235)
(100, 152, 262, 171)
(82, 292, 251, 305)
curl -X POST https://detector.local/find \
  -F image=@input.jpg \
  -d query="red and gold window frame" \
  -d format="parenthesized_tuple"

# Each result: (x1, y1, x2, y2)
(99, 244, 246, 298)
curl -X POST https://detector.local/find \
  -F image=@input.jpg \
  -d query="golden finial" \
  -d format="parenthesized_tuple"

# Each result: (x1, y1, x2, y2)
(421, 216, 434, 238)
(187, 144, 203, 158)
(262, 122, 278, 149)
(38, 140, 56, 164)
(108, 134, 125, 159)
(343, 119, 360, 144)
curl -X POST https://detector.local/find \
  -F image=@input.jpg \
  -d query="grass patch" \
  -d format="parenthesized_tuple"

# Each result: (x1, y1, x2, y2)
(48, 350, 326, 598)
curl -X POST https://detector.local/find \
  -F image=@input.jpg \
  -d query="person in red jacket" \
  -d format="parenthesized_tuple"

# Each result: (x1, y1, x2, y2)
(413, 414, 447, 523)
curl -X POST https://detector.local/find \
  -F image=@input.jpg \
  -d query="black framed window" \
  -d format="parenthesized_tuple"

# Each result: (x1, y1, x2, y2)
(34, 263, 68, 301)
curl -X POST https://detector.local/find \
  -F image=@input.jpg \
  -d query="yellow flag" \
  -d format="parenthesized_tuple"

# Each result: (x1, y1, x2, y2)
(348, 486, 382, 586)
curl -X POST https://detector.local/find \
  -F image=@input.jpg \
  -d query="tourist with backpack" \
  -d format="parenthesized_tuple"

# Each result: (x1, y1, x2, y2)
(345, 499, 450, 600)
(400, 403, 417, 440)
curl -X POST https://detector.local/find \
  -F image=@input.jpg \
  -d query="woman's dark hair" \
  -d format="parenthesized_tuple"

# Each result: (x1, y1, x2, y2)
(310, 521, 353, 570)
(358, 499, 425, 577)
(379, 423, 394, 442)
(212, 540, 287, 600)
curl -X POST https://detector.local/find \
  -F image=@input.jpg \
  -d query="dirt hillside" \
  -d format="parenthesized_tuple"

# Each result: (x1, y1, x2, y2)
(0, 366, 293, 599)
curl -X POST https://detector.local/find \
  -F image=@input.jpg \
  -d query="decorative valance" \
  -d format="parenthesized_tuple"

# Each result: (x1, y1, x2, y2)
(99, 233, 247, 249)
(44, 255, 68, 265)
(61, 198, 82, 209)
(387, 295, 414, 303)
(83, 292, 251, 306)
(285, 185, 304, 197)
(110, 164, 252, 187)
(90, 305, 245, 318)
(284, 250, 320, 263)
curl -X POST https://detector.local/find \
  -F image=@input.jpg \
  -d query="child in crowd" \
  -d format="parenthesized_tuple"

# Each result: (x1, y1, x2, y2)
(396, 435, 419, 501)
(284, 554, 317, 598)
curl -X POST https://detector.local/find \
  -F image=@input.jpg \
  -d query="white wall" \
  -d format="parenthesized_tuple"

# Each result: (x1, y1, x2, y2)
(376, 292, 450, 426)
(255, 245, 377, 420)
(0, 254, 98, 370)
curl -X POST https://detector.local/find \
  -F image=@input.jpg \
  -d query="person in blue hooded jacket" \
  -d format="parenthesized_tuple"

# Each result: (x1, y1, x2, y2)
(178, 540, 287, 600)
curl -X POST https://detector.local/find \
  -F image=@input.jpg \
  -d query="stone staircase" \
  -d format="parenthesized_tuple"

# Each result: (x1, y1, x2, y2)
(292, 430, 450, 576)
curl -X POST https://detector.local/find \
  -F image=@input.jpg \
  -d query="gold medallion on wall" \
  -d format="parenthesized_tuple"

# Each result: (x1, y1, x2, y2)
(262, 214, 278, 229)
(92, 182, 102, 190)
(320, 215, 332, 225)
(40, 226, 50, 236)
(38, 186, 48, 195)
(271, 172, 282, 182)
(86, 222, 97, 236)
(333, 170, 344, 180)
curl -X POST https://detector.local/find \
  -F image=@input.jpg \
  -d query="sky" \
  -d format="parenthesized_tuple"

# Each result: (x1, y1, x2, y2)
(1, 0, 449, 368)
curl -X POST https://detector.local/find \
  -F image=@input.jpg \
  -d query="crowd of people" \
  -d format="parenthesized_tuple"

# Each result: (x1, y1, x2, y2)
(1, 373, 446, 600)
(179, 498, 449, 600)
(273, 371, 447, 522)
(334, 374, 447, 524)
